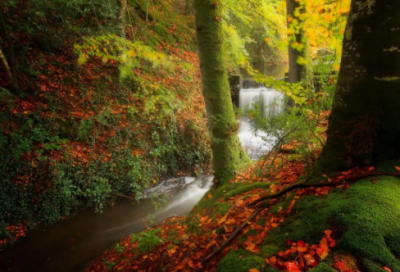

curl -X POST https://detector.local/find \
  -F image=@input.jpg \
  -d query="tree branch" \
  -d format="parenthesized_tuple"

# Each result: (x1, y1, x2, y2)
(110, 191, 135, 201)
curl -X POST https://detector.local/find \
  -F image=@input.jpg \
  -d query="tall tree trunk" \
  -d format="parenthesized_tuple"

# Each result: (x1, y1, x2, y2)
(193, 0, 249, 184)
(117, 0, 127, 38)
(314, 0, 400, 175)
(185, 0, 194, 15)
(286, 0, 305, 83)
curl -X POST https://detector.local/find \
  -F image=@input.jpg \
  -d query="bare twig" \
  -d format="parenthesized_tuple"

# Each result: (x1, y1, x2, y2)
(300, 109, 325, 148)
(110, 191, 135, 201)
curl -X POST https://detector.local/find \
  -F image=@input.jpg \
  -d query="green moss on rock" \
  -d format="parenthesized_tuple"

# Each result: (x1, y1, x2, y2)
(261, 245, 279, 258)
(268, 193, 296, 214)
(217, 250, 265, 272)
(190, 181, 267, 217)
(214, 203, 233, 218)
(224, 182, 273, 200)
(309, 263, 337, 272)
(263, 177, 400, 272)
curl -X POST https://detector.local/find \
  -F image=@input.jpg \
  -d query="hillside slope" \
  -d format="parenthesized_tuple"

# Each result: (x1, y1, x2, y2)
(0, 0, 210, 246)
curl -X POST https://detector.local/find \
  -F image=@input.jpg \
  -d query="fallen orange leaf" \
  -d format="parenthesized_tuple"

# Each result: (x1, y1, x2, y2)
(246, 242, 256, 250)
(318, 237, 329, 260)
(218, 214, 228, 225)
(285, 261, 301, 272)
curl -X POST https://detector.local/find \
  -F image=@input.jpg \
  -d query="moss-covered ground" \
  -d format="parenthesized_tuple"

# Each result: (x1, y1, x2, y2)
(261, 176, 400, 272)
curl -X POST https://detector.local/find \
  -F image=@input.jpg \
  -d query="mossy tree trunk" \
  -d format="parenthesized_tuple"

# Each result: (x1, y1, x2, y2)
(315, 0, 400, 175)
(185, 0, 194, 15)
(117, 0, 127, 38)
(193, 0, 249, 184)
(286, 0, 306, 83)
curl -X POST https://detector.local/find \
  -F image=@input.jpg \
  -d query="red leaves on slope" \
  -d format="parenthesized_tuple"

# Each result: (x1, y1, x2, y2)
(266, 231, 336, 271)
(0, 224, 27, 246)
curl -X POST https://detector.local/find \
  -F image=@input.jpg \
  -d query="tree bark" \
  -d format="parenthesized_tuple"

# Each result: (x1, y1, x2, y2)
(286, 0, 305, 83)
(193, 0, 249, 184)
(314, 0, 400, 175)
(185, 0, 194, 15)
(117, 0, 127, 38)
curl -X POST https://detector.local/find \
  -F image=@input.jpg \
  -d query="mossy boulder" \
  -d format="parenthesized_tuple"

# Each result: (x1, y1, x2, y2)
(262, 176, 400, 271)
(217, 250, 265, 272)
(224, 182, 273, 200)
(309, 263, 337, 272)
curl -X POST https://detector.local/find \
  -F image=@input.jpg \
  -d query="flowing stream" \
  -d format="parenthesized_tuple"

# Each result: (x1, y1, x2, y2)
(0, 64, 287, 272)
(0, 176, 214, 272)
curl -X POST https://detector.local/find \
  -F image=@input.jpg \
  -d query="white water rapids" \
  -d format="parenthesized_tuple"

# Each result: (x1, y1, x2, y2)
(238, 84, 284, 160)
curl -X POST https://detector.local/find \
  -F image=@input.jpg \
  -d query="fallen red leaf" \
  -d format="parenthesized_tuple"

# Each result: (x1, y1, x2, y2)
(285, 261, 301, 272)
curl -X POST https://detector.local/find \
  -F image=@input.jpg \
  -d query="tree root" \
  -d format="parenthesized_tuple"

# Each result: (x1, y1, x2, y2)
(202, 171, 400, 264)
(248, 171, 400, 207)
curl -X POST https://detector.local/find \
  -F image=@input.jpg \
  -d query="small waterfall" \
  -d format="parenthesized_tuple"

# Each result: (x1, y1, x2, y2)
(238, 80, 284, 159)
(239, 87, 283, 117)
(242, 79, 268, 89)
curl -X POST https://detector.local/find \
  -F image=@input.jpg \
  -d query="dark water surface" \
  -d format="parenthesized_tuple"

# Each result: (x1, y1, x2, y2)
(0, 176, 213, 272)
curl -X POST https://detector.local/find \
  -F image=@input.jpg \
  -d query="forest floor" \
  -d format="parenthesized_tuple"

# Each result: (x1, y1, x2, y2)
(84, 112, 394, 272)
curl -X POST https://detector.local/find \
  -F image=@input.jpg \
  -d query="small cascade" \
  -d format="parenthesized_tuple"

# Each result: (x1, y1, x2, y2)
(238, 80, 284, 159)
(143, 176, 213, 213)
(153, 176, 213, 212)
(239, 87, 283, 117)
(242, 79, 268, 89)
(143, 177, 196, 198)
